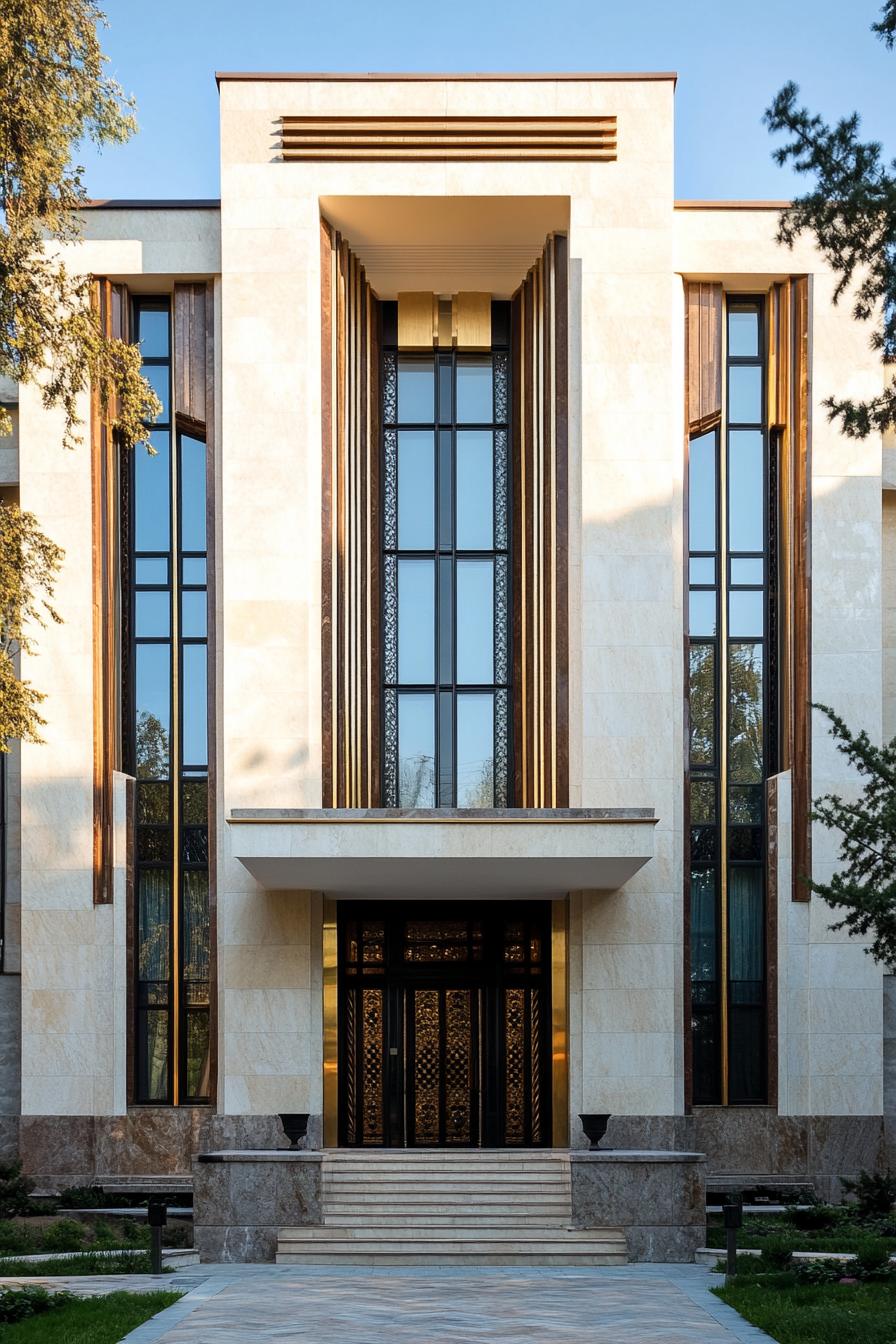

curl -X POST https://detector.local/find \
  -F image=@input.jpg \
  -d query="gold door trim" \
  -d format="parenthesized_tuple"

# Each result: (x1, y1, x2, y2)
(551, 897, 569, 1147)
(323, 897, 338, 1147)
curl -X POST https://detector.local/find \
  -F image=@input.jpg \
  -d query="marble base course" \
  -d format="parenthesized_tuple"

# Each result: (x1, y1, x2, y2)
(193, 1151, 323, 1264)
(570, 1151, 706, 1263)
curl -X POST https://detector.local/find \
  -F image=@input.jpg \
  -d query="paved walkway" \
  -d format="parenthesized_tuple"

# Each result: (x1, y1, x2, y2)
(110, 1264, 772, 1343)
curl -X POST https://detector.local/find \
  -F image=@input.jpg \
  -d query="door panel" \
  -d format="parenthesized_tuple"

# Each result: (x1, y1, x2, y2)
(338, 902, 551, 1147)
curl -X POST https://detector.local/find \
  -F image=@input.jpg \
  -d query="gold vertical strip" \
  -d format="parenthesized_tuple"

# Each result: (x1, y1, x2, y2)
(323, 898, 338, 1146)
(348, 256, 357, 806)
(537, 256, 545, 805)
(171, 388, 181, 1107)
(520, 286, 529, 804)
(548, 239, 558, 806)
(719, 300, 729, 1106)
(550, 898, 569, 1146)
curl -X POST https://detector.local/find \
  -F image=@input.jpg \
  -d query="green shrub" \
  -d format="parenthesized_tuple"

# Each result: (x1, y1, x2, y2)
(793, 1258, 843, 1285)
(855, 1242, 892, 1274)
(0, 1162, 41, 1218)
(39, 1218, 86, 1253)
(56, 1183, 105, 1209)
(0, 1285, 72, 1324)
(0, 1219, 37, 1256)
(842, 1169, 896, 1217)
(760, 1236, 794, 1269)
(788, 1203, 838, 1231)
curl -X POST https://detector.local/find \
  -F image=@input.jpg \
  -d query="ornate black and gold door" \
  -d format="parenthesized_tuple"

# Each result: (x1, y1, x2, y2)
(337, 902, 551, 1147)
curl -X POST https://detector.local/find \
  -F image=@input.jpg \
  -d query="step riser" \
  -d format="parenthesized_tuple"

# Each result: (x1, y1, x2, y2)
(323, 1216, 572, 1226)
(276, 1253, 627, 1266)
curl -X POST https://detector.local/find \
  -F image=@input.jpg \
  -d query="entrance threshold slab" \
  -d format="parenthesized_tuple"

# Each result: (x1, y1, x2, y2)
(227, 807, 656, 897)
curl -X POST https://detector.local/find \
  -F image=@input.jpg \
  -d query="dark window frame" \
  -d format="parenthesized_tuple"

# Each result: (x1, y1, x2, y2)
(381, 317, 512, 809)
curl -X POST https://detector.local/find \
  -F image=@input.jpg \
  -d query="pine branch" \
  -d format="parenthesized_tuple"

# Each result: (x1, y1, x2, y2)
(764, 11, 896, 438)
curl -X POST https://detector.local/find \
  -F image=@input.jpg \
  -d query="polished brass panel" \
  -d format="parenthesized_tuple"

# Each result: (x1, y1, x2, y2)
(551, 897, 569, 1148)
(398, 291, 438, 349)
(322, 898, 338, 1147)
(452, 292, 492, 350)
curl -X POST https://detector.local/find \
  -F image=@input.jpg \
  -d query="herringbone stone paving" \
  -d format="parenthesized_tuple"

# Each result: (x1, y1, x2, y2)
(119, 1265, 772, 1343)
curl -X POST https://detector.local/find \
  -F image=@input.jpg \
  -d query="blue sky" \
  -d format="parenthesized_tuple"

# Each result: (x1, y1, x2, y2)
(82, 0, 893, 200)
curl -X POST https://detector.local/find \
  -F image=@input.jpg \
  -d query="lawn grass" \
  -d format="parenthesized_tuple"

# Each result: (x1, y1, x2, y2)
(2, 1290, 181, 1342)
(716, 1276, 896, 1343)
(0, 1251, 161, 1275)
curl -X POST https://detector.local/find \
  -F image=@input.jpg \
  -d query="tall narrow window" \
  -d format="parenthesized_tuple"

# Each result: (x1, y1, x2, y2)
(126, 298, 210, 1105)
(382, 336, 510, 808)
(688, 295, 770, 1106)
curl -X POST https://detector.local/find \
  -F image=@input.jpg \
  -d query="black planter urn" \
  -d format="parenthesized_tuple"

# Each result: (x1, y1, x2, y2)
(278, 1112, 310, 1150)
(579, 1113, 611, 1151)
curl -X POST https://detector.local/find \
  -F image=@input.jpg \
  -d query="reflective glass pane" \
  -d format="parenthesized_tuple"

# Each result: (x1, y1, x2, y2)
(398, 359, 434, 423)
(691, 827, 717, 861)
(689, 589, 716, 637)
(143, 364, 170, 423)
(182, 777, 208, 825)
(137, 307, 169, 358)
(728, 365, 762, 424)
(398, 559, 434, 683)
(689, 645, 715, 767)
(183, 871, 210, 982)
(182, 556, 206, 585)
(138, 1010, 169, 1102)
(136, 644, 170, 778)
(690, 868, 717, 986)
(689, 557, 715, 585)
(138, 869, 170, 981)
(731, 557, 763, 585)
(136, 556, 168, 585)
(137, 827, 172, 862)
(456, 359, 493, 424)
(137, 779, 169, 823)
(181, 589, 207, 638)
(729, 784, 762, 824)
(456, 560, 494, 684)
(456, 431, 493, 549)
(729, 589, 764, 638)
(728, 643, 763, 783)
(186, 1009, 210, 1100)
(729, 827, 763, 861)
(180, 435, 206, 551)
(690, 778, 715, 824)
(728, 305, 759, 358)
(135, 432, 170, 551)
(457, 694, 494, 807)
(728, 430, 764, 551)
(398, 431, 435, 549)
(689, 432, 716, 552)
(136, 589, 170, 638)
(729, 866, 764, 982)
(398, 693, 435, 806)
(182, 643, 208, 767)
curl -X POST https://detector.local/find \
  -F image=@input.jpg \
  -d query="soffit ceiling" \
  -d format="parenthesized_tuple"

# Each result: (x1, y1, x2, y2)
(319, 195, 570, 298)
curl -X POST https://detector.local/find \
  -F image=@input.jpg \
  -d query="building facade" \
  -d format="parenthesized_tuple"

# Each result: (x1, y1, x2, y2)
(0, 72, 893, 1195)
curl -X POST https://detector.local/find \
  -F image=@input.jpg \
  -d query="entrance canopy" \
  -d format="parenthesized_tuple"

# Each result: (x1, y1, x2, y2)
(228, 808, 656, 898)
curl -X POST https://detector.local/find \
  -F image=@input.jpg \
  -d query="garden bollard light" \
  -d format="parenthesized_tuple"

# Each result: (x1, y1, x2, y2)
(147, 1195, 167, 1275)
(723, 1195, 743, 1279)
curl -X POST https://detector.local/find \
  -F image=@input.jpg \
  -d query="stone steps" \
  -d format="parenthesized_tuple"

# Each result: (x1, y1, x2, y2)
(276, 1149, 625, 1266)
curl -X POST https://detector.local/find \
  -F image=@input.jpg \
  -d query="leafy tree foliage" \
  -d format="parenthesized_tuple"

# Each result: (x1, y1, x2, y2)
(764, 1, 896, 438)
(809, 705, 896, 971)
(0, 0, 160, 449)
(0, 503, 62, 747)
